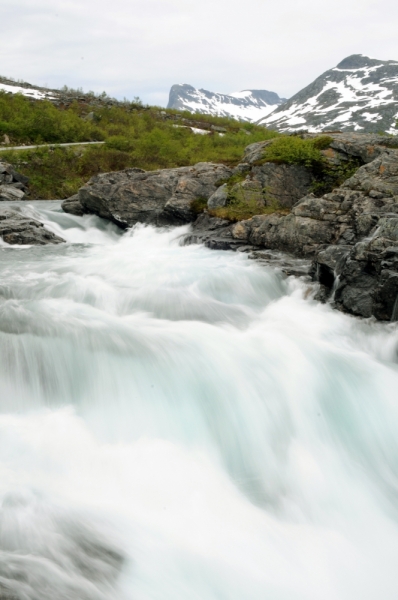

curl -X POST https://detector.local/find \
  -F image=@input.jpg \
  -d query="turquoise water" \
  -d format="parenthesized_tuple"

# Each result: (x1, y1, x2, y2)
(1, 202, 398, 599)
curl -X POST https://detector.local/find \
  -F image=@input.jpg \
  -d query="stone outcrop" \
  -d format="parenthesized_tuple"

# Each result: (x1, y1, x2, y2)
(0, 162, 29, 201)
(249, 163, 313, 208)
(188, 134, 398, 320)
(62, 163, 233, 227)
(0, 208, 65, 245)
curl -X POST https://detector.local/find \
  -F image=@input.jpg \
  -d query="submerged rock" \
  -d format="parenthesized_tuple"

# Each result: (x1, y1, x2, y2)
(0, 208, 65, 245)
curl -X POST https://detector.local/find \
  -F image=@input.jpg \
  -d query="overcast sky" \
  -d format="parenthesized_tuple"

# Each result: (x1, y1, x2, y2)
(2, 0, 398, 106)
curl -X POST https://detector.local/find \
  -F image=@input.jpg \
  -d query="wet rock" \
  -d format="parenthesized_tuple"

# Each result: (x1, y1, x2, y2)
(0, 208, 65, 245)
(183, 212, 241, 250)
(62, 194, 86, 216)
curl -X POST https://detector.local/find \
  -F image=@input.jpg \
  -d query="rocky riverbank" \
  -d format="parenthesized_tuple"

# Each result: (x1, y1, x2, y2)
(1, 133, 398, 320)
(60, 132, 398, 321)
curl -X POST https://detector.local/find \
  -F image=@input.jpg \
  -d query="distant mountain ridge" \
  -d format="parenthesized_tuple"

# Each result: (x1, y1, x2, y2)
(167, 84, 287, 122)
(258, 54, 398, 134)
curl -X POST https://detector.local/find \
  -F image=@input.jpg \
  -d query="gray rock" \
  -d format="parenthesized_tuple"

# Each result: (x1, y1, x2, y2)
(251, 162, 313, 208)
(0, 208, 65, 245)
(0, 185, 25, 201)
(342, 148, 398, 196)
(0, 161, 29, 191)
(208, 184, 229, 208)
(183, 212, 241, 251)
(61, 194, 86, 216)
(242, 140, 275, 164)
(64, 163, 232, 227)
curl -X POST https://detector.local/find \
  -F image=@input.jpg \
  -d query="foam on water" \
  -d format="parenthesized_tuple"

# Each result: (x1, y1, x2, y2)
(1, 202, 398, 599)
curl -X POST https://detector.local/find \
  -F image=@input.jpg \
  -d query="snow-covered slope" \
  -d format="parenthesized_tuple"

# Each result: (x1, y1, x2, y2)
(167, 84, 286, 122)
(258, 55, 398, 134)
(0, 80, 56, 100)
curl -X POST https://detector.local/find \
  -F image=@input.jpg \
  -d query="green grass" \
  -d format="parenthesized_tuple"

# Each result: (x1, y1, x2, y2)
(209, 201, 289, 222)
(0, 90, 281, 198)
(0, 92, 355, 209)
(255, 135, 333, 169)
(1, 146, 136, 199)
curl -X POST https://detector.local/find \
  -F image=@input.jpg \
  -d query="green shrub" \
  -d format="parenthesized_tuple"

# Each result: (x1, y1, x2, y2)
(209, 200, 289, 222)
(190, 197, 208, 214)
(312, 135, 334, 150)
(1, 146, 136, 199)
(257, 136, 329, 169)
(0, 90, 282, 198)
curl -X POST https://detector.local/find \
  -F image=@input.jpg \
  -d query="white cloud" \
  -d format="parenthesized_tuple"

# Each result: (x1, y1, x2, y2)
(1, 0, 398, 105)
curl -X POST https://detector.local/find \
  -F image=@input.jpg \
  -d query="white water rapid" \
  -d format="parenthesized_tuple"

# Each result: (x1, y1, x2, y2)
(1, 201, 398, 600)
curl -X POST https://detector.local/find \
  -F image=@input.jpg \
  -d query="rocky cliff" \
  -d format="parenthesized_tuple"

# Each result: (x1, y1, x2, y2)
(258, 54, 398, 134)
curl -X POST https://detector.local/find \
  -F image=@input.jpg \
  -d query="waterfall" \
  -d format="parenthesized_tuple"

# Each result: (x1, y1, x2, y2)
(1, 201, 398, 600)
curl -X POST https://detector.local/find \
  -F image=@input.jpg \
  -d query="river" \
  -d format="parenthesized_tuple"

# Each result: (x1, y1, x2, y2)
(1, 201, 398, 599)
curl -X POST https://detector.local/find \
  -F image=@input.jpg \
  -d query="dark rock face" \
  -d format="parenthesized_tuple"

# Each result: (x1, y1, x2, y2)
(62, 163, 233, 227)
(0, 208, 65, 245)
(61, 194, 86, 216)
(250, 163, 313, 208)
(331, 217, 398, 320)
(0, 162, 29, 201)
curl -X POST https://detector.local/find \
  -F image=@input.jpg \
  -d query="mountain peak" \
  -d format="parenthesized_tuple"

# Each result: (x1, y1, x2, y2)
(167, 84, 286, 122)
(258, 54, 398, 134)
(336, 54, 382, 69)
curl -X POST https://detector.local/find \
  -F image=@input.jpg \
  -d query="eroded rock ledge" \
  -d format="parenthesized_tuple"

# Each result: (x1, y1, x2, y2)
(63, 133, 398, 321)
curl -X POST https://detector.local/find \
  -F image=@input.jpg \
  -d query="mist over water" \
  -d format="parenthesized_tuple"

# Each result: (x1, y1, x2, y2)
(1, 202, 398, 599)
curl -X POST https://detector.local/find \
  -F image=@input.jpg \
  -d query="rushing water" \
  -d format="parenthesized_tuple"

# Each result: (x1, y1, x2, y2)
(1, 201, 398, 600)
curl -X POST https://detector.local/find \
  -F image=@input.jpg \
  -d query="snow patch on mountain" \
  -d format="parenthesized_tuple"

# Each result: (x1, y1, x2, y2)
(258, 55, 398, 134)
(167, 84, 286, 122)
(0, 82, 56, 100)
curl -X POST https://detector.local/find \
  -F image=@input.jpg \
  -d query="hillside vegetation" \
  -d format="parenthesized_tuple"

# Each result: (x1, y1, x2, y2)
(0, 91, 278, 198)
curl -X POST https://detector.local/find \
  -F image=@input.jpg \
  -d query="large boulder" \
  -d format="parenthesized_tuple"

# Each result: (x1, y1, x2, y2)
(342, 148, 398, 197)
(62, 163, 232, 227)
(0, 208, 65, 245)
